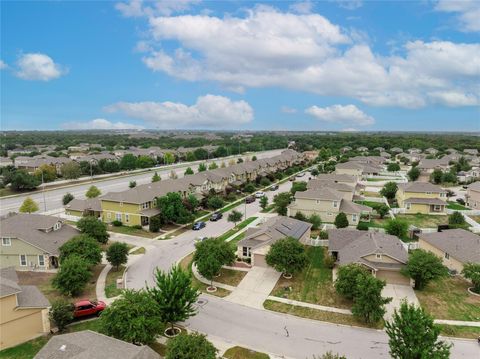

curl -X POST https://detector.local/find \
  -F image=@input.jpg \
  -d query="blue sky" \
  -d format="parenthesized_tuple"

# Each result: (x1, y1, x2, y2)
(1, 0, 479, 132)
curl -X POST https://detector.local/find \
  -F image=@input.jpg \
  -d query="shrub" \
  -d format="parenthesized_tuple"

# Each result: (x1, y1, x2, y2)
(308, 214, 322, 230)
(324, 255, 335, 269)
(53, 255, 91, 296)
(106, 242, 129, 270)
(461, 263, 480, 294)
(132, 224, 143, 229)
(149, 216, 162, 232)
(49, 299, 74, 331)
(62, 192, 74, 205)
(112, 220, 123, 227)
(259, 177, 271, 187)
(385, 219, 408, 238)
(319, 230, 328, 239)
(243, 183, 256, 193)
(294, 211, 307, 221)
(166, 333, 217, 359)
(448, 211, 466, 228)
(356, 221, 369, 231)
(334, 212, 349, 228)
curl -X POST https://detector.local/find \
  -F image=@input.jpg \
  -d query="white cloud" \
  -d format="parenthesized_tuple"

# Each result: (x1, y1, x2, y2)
(289, 1, 314, 14)
(341, 127, 359, 132)
(281, 106, 297, 114)
(428, 91, 479, 107)
(62, 118, 144, 130)
(116, 0, 200, 17)
(16, 53, 65, 81)
(305, 104, 375, 126)
(435, 0, 480, 32)
(0, 60, 7, 70)
(104, 94, 254, 128)
(136, 7, 480, 108)
(336, 0, 363, 10)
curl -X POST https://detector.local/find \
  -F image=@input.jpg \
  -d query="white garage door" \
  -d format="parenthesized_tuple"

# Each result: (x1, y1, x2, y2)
(376, 270, 410, 285)
(253, 253, 268, 268)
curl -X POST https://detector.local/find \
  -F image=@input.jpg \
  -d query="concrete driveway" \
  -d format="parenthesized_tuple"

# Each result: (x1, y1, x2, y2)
(226, 267, 281, 309)
(382, 284, 419, 321)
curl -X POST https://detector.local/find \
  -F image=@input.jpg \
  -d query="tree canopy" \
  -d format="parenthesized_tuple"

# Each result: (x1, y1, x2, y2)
(402, 249, 448, 290)
(19, 197, 39, 213)
(265, 237, 307, 276)
(77, 216, 109, 244)
(59, 234, 102, 267)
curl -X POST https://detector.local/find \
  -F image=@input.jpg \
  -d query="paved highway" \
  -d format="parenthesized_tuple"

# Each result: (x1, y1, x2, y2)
(0, 149, 283, 216)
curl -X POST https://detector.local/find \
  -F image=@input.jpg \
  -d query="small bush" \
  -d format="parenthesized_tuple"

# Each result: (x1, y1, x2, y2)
(324, 255, 335, 269)
(112, 220, 123, 227)
(356, 222, 369, 231)
(149, 216, 162, 232)
(319, 230, 328, 239)
(131, 225, 143, 229)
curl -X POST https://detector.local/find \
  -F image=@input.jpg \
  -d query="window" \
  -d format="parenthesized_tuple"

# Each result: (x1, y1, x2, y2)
(242, 247, 250, 257)
(333, 201, 338, 208)
(107, 212, 111, 219)
(426, 192, 432, 195)
(125, 214, 129, 223)
(54, 222, 61, 231)
(19, 255, 27, 266)
(444, 252, 450, 260)
(120, 202, 123, 207)
(2, 238, 11, 246)
(376, 254, 382, 259)
(440, 193, 446, 197)
(352, 214, 357, 222)
(116, 213, 122, 221)
(38, 255, 45, 266)
(406, 203, 411, 210)
(141, 202, 149, 209)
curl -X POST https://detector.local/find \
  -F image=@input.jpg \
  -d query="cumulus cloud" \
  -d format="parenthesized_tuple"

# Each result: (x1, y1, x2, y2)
(104, 94, 253, 128)
(135, 7, 479, 108)
(335, 0, 363, 10)
(116, 0, 200, 17)
(289, 1, 314, 14)
(0, 60, 7, 70)
(16, 53, 65, 81)
(62, 118, 144, 130)
(435, 0, 480, 32)
(305, 104, 375, 126)
(341, 127, 359, 132)
(281, 106, 297, 114)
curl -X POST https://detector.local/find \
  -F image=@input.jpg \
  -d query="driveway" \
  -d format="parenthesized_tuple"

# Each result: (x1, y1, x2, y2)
(226, 267, 281, 309)
(382, 284, 419, 321)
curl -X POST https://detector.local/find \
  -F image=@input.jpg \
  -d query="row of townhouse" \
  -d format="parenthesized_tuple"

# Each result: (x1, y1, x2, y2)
(67, 150, 304, 227)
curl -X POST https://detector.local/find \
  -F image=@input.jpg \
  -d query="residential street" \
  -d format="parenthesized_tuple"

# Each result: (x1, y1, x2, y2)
(0, 149, 282, 216)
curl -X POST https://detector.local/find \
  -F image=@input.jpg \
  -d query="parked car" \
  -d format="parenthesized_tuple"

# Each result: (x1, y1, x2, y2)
(456, 198, 466, 205)
(255, 191, 265, 198)
(195, 236, 208, 242)
(210, 212, 223, 221)
(296, 172, 305, 177)
(192, 221, 206, 230)
(270, 184, 279, 191)
(73, 300, 106, 318)
(245, 196, 256, 203)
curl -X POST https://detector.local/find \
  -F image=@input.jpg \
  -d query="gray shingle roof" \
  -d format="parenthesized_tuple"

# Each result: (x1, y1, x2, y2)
(0, 267, 49, 307)
(295, 188, 344, 201)
(0, 214, 79, 255)
(34, 330, 160, 359)
(0, 267, 21, 298)
(65, 198, 102, 212)
(404, 197, 446, 205)
(313, 174, 357, 184)
(307, 180, 354, 193)
(398, 182, 446, 194)
(468, 181, 480, 192)
(339, 201, 372, 214)
(419, 229, 480, 264)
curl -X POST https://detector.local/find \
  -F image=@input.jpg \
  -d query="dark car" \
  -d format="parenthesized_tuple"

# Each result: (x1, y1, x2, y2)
(210, 212, 223, 221)
(73, 300, 106, 318)
(245, 196, 256, 204)
(192, 221, 206, 230)
(270, 184, 279, 191)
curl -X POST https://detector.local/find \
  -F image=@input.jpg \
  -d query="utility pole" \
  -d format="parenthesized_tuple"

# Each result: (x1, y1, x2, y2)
(90, 161, 93, 179)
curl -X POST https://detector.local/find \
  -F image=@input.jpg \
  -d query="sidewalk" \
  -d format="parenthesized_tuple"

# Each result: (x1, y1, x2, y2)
(266, 296, 353, 315)
(434, 319, 480, 328)
(191, 263, 236, 292)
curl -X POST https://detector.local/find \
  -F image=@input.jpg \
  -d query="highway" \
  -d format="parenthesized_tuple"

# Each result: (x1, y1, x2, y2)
(0, 149, 283, 216)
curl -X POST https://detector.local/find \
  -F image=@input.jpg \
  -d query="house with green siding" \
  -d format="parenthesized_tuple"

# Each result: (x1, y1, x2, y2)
(0, 213, 79, 270)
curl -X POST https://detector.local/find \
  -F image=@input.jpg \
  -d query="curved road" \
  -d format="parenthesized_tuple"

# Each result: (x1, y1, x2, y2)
(121, 179, 479, 359)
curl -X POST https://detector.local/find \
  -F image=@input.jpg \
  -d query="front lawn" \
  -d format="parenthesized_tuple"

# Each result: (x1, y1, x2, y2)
(107, 225, 158, 238)
(270, 247, 352, 309)
(214, 267, 247, 287)
(16, 265, 105, 303)
(468, 215, 480, 224)
(395, 214, 449, 228)
(224, 346, 270, 359)
(363, 191, 382, 198)
(217, 217, 258, 242)
(354, 200, 388, 211)
(130, 246, 146, 255)
(415, 276, 480, 321)
(446, 201, 470, 211)
(104, 265, 126, 298)
(438, 324, 480, 339)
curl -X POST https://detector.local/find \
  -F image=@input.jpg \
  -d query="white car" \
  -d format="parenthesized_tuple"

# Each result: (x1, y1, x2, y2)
(296, 172, 305, 177)
(255, 191, 265, 198)
(195, 236, 208, 243)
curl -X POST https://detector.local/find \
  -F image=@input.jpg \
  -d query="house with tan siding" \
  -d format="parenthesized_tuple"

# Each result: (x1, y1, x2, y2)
(466, 181, 480, 209)
(418, 229, 480, 273)
(0, 267, 50, 350)
(396, 182, 447, 214)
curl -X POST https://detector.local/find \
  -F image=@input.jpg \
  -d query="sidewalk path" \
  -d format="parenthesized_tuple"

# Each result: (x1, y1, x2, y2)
(434, 319, 480, 328)
(191, 263, 236, 292)
(266, 296, 353, 315)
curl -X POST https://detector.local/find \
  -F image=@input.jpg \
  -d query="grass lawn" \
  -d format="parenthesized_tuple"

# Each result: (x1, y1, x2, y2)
(229, 232, 246, 246)
(354, 200, 387, 211)
(179, 253, 230, 298)
(446, 201, 470, 210)
(415, 276, 480, 321)
(194, 209, 211, 219)
(149, 342, 167, 356)
(0, 188, 16, 197)
(217, 217, 258, 242)
(107, 225, 158, 238)
(104, 265, 126, 298)
(270, 247, 352, 309)
(363, 191, 382, 198)
(469, 215, 480, 224)
(130, 246, 146, 255)
(396, 214, 449, 228)
(438, 325, 480, 339)
(161, 226, 189, 239)
(16, 265, 105, 303)
(366, 178, 389, 182)
(263, 300, 382, 329)
(214, 267, 247, 287)
(260, 204, 274, 213)
(224, 346, 270, 359)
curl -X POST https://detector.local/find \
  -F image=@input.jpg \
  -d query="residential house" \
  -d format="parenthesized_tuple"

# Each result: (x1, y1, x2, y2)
(396, 182, 447, 214)
(464, 149, 478, 155)
(466, 181, 480, 209)
(374, 147, 385, 152)
(14, 155, 71, 174)
(390, 147, 403, 154)
(237, 216, 312, 267)
(65, 198, 102, 218)
(0, 157, 13, 167)
(416, 158, 450, 182)
(302, 150, 319, 161)
(34, 330, 160, 359)
(418, 229, 480, 273)
(328, 229, 410, 285)
(356, 146, 369, 153)
(380, 151, 391, 159)
(446, 148, 458, 154)
(340, 146, 352, 153)
(0, 267, 50, 350)
(350, 156, 387, 165)
(335, 161, 383, 179)
(425, 148, 438, 155)
(457, 168, 480, 183)
(0, 213, 78, 270)
(408, 148, 422, 154)
(308, 174, 358, 188)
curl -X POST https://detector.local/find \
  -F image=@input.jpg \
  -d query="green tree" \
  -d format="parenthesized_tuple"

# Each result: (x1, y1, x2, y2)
(207, 196, 224, 210)
(385, 301, 451, 359)
(402, 249, 448, 290)
(49, 299, 74, 332)
(185, 194, 199, 213)
(310, 168, 320, 176)
(430, 169, 443, 184)
(313, 352, 347, 359)
(149, 216, 162, 232)
(251, 155, 257, 161)
(62, 192, 74, 205)
(136, 155, 155, 169)
(77, 216, 110, 244)
(335, 264, 371, 300)
(186, 152, 196, 162)
(86, 185, 101, 198)
(294, 211, 307, 221)
(352, 275, 391, 324)
(129, 180, 136, 188)
(273, 192, 291, 216)
(462, 263, 480, 294)
(260, 195, 268, 210)
(448, 211, 466, 228)
(407, 166, 420, 181)
(376, 204, 390, 219)
(60, 162, 82, 179)
(208, 162, 218, 170)
(198, 163, 207, 172)
(10, 171, 40, 191)
(106, 242, 129, 270)
(120, 154, 137, 170)
(152, 171, 161, 182)
(166, 332, 217, 359)
(380, 182, 398, 200)
(290, 181, 307, 195)
(148, 265, 199, 336)
(100, 289, 162, 345)
(52, 255, 91, 296)
(385, 219, 408, 238)
(227, 210, 243, 226)
(243, 183, 256, 193)
(334, 212, 349, 228)
(265, 237, 307, 277)
(184, 167, 194, 175)
(194, 148, 208, 160)
(259, 177, 271, 187)
(441, 171, 456, 184)
(164, 152, 175, 165)
(34, 164, 57, 182)
(308, 214, 322, 230)
(19, 197, 39, 213)
(157, 192, 193, 224)
(59, 234, 102, 267)
(387, 163, 400, 172)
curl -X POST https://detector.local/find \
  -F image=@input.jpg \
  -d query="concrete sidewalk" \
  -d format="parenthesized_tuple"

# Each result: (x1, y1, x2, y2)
(267, 296, 353, 315)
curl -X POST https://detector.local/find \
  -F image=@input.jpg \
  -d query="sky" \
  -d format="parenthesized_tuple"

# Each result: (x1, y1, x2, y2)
(1, 0, 479, 132)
